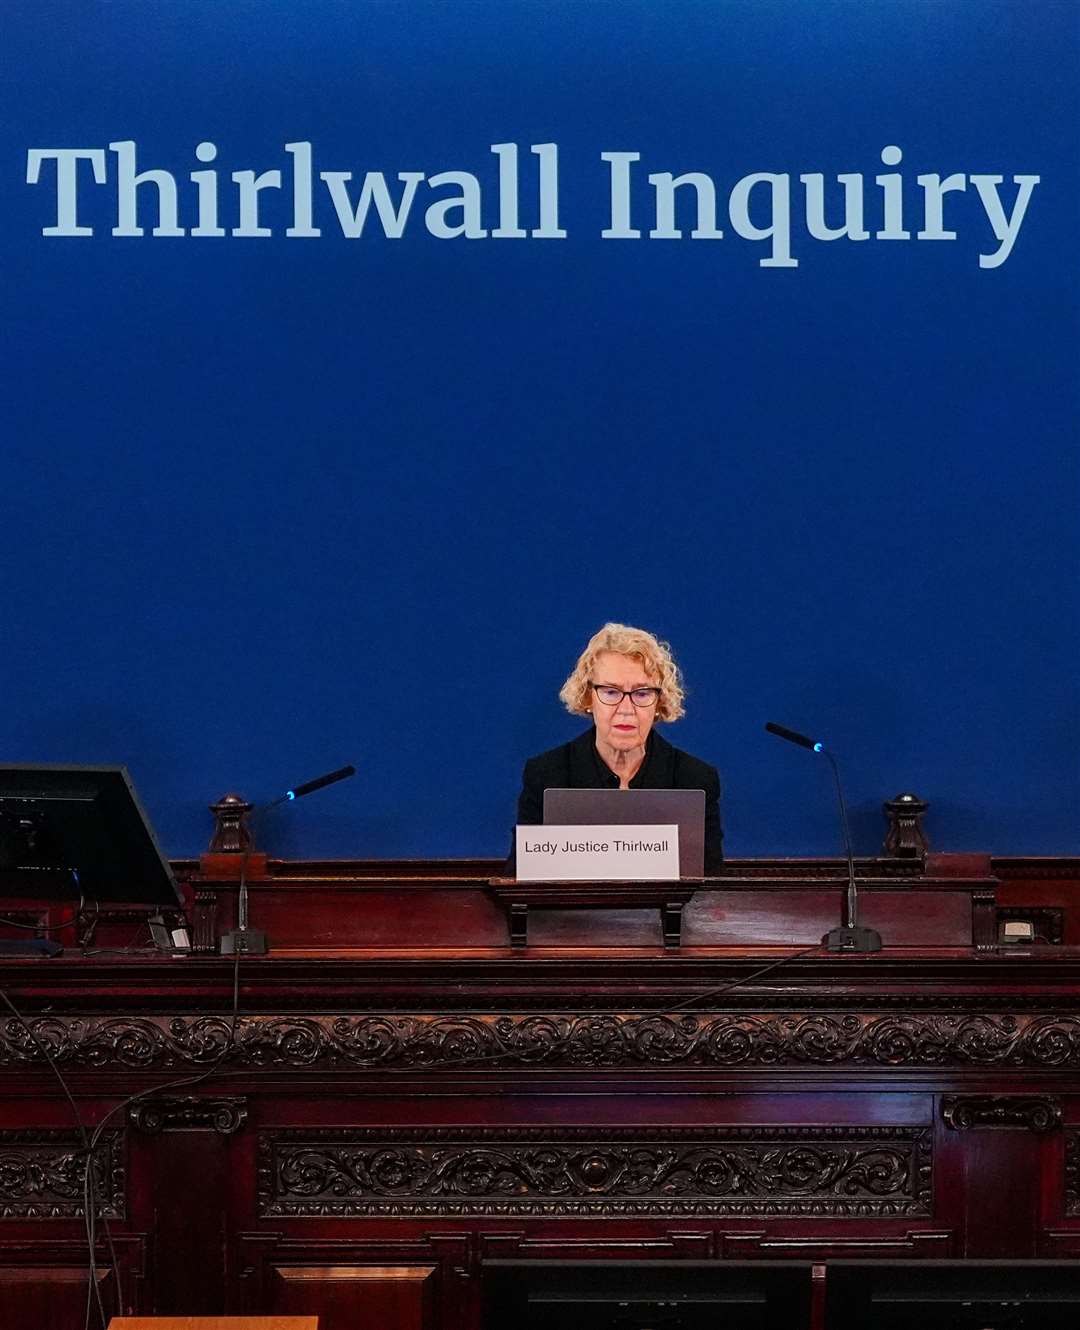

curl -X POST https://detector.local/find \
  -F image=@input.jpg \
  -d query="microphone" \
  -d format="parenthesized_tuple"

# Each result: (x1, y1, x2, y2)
(764, 722, 882, 953)
(268, 765, 357, 808)
(220, 763, 357, 956)
(764, 721, 823, 753)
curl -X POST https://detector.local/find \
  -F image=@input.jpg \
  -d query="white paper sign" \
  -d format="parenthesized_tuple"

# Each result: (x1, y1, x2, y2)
(515, 823, 680, 881)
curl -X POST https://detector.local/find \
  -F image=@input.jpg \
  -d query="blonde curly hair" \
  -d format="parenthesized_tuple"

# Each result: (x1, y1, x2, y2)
(559, 622, 686, 722)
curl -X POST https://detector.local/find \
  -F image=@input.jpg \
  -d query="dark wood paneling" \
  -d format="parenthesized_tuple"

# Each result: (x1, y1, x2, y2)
(0, 855, 1078, 1330)
(0, 1262, 113, 1329)
(267, 1265, 437, 1330)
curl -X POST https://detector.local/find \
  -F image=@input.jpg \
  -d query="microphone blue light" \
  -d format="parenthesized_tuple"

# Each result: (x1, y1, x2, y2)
(765, 721, 823, 752)
(267, 765, 356, 810)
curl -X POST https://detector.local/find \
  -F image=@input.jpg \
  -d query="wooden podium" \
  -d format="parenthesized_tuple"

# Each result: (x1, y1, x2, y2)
(0, 851, 1078, 1330)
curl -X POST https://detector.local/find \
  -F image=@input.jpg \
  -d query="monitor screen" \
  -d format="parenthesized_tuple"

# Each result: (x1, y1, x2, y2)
(826, 1260, 1080, 1330)
(482, 1260, 811, 1330)
(543, 788, 706, 877)
(0, 764, 181, 906)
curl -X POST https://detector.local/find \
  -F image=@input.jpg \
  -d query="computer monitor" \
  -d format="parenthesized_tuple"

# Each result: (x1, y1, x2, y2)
(825, 1259, 1080, 1329)
(482, 1259, 811, 1330)
(0, 764, 181, 907)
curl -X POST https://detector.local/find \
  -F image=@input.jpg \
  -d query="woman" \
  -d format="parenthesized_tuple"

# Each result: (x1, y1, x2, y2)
(515, 622, 722, 872)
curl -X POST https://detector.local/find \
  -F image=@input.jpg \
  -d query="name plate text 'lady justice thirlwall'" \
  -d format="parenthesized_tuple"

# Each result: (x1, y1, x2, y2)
(515, 825, 680, 881)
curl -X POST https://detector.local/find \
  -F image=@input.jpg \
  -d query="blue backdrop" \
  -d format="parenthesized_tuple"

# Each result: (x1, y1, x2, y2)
(3, 0, 1078, 859)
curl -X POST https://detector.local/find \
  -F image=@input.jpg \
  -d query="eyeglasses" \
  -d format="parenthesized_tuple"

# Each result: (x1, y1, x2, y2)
(590, 683, 661, 708)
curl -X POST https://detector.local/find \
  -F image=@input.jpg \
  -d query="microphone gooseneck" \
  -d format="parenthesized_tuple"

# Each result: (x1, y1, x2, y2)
(269, 764, 358, 808)
(221, 762, 358, 956)
(764, 722, 882, 953)
(764, 721, 822, 752)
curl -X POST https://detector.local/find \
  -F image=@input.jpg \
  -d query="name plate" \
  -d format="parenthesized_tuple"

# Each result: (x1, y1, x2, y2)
(515, 824, 680, 881)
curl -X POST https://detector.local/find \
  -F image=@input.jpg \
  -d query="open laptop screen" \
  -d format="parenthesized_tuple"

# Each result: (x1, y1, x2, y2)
(543, 788, 705, 878)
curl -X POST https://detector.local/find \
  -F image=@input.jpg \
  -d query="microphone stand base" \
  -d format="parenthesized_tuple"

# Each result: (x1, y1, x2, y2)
(823, 925, 882, 953)
(220, 928, 268, 956)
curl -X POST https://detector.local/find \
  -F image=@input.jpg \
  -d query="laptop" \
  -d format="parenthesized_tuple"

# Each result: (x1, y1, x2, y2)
(543, 788, 706, 877)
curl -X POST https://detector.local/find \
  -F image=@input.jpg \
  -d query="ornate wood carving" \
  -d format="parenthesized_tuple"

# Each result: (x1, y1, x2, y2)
(5, 1010, 1080, 1071)
(1064, 1132, 1080, 1217)
(941, 1095, 1062, 1133)
(207, 793, 254, 853)
(883, 792, 929, 859)
(257, 1126, 931, 1218)
(0, 1130, 123, 1219)
(128, 1095, 248, 1135)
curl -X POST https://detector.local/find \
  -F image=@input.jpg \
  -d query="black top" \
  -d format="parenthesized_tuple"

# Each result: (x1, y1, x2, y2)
(514, 727, 723, 874)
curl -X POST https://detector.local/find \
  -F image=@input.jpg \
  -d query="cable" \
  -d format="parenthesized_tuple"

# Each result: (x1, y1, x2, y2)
(0, 986, 109, 1330)
(82, 1125, 124, 1330)
(0, 891, 93, 934)
(0, 934, 818, 1322)
(76, 950, 241, 1327)
(374, 942, 824, 1073)
(0, 869, 91, 934)
(0, 947, 242, 1329)
(78, 919, 158, 958)
(83, 948, 242, 1133)
(662, 944, 821, 1013)
(77, 946, 243, 1319)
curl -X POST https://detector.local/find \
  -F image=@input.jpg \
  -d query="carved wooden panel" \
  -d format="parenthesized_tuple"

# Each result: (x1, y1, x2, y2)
(0, 1263, 113, 1330)
(5, 1011, 1080, 1070)
(257, 1126, 931, 1218)
(0, 1129, 123, 1218)
(1064, 1131, 1080, 1217)
(128, 1095, 247, 1135)
(942, 1095, 1062, 1132)
(237, 1235, 466, 1330)
(266, 1265, 437, 1330)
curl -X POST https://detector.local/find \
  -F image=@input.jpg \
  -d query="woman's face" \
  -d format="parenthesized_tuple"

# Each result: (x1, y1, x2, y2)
(588, 651, 660, 751)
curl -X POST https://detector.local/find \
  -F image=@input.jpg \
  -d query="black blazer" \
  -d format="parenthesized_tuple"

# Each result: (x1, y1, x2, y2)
(514, 727, 723, 874)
